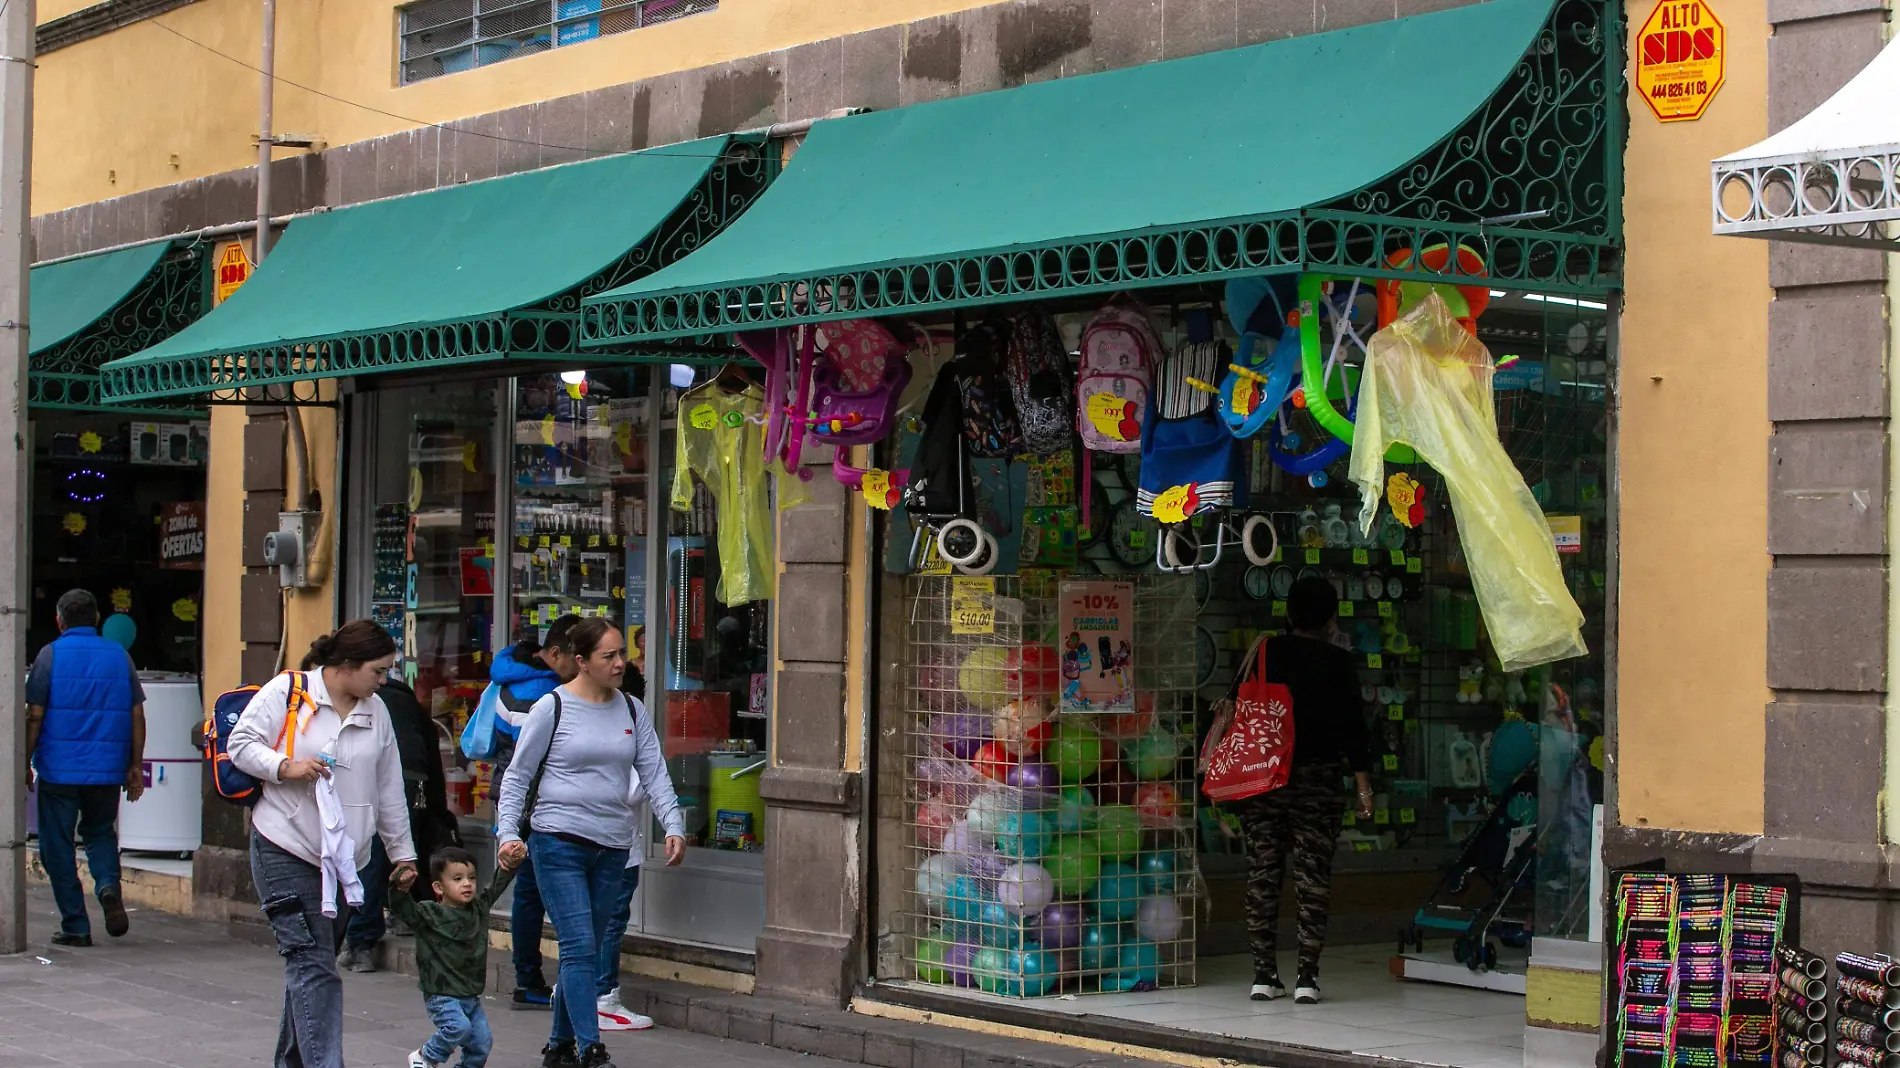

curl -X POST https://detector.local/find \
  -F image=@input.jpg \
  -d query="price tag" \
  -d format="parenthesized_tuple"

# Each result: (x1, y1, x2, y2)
(950, 578, 996, 635)
(610, 535, 620, 547)
(538, 535, 550, 548)
(1388, 704, 1404, 721)
(1305, 548, 1322, 565)
(611, 586, 625, 599)
(560, 535, 572, 547)
(1374, 807, 1390, 825)
(1390, 550, 1405, 565)
(1271, 600, 1287, 617)
(1352, 549, 1368, 565)
(587, 535, 602, 548)
(594, 606, 611, 618)
(1342, 813, 1356, 828)
(1383, 753, 1399, 771)
(1366, 653, 1382, 669)
(1339, 601, 1355, 618)
(1270, 546, 1282, 563)
(1129, 530, 1147, 548)
(1593, 571, 1606, 588)
(1378, 601, 1394, 618)
(1407, 557, 1423, 574)
(472, 650, 483, 663)
(1399, 808, 1416, 825)
(1354, 840, 1374, 853)
(517, 536, 530, 549)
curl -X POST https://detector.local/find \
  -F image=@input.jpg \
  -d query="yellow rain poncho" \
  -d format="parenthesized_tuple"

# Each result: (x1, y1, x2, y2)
(1349, 294, 1586, 670)
(671, 382, 808, 607)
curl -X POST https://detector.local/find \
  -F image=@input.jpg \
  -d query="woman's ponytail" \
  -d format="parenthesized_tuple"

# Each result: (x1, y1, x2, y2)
(300, 619, 396, 671)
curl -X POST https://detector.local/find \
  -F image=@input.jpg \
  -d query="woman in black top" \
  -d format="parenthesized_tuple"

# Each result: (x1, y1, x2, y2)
(1207, 576, 1374, 1005)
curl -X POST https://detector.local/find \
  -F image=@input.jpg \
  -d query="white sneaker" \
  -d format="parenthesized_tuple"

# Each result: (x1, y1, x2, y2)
(597, 990, 653, 1032)
(1293, 980, 1322, 1004)
(1249, 980, 1285, 1001)
(406, 1050, 440, 1068)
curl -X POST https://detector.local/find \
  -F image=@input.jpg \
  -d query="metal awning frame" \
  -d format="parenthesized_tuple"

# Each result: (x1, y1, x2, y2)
(581, 0, 1624, 345)
(99, 136, 774, 405)
(31, 241, 211, 418)
(1710, 145, 1900, 250)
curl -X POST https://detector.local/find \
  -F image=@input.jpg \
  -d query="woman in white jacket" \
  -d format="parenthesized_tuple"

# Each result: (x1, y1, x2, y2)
(229, 620, 417, 1068)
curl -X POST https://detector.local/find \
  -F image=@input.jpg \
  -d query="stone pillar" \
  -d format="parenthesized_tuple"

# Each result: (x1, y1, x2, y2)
(1757, 0, 1892, 959)
(755, 456, 864, 1006)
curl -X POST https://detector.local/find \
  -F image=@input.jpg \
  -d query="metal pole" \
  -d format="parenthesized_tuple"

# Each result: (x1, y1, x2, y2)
(0, 0, 37, 954)
(255, 0, 275, 265)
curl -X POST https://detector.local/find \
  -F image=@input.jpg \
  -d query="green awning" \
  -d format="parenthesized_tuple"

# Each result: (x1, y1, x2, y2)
(31, 243, 170, 356)
(583, 0, 1617, 343)
(102, 136, 751, 402)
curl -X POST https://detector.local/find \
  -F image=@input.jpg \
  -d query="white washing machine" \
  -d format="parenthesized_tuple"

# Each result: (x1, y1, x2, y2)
(120, 672, 203, 854)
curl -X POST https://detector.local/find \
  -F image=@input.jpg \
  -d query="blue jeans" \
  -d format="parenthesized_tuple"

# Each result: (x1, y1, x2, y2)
(421, 994, 492, 1068)
(36, 783, 121, 938)
(251, 831, 346, 1068)
(529, 833, 628, 1048)
(596, 866, 639, 996)
(512, 850, 548, 989)
(345, 837, 388, 950)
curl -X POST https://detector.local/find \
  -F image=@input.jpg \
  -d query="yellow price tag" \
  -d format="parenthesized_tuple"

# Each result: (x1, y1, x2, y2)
(1271, 601, 1287, 617)
(1378, 601, 1394, 618)
(610, 535, 621, 547)
(1383, 753, 1399, 771)
(538, 536, 550, 548)
(1374, 808, 1390, 825)
(1367, 653, 1382, 669)
(517, 536, 530, 549)
(1399, 808, 1416, 825)
(1388, 704, 1404, 721)
(1305, 548, 1321, 565)
(1269, 546, 1282, 563)
(588, 535, 602, 548)
(1354, 840, 1375, 853)
(1342, 813, 1356, 828)
(560, 535, 572, 547)
(1352, 549, 1368, 565)
(1390, 549, 1405, 565)
(472, 650, 483, 663)
(950, 578, 996, 635)
(1338, 601, 1355, 618)
(611, 586, 625, 599)
(1407, 557, 1423, 574)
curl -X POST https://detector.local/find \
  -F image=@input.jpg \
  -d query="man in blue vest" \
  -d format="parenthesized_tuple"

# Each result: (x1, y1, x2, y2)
(24, 589, 146, 947)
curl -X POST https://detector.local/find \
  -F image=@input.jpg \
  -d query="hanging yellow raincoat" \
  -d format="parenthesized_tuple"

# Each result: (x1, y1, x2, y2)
(1349, 294, 1587, 670)
(671, 382, 808, 607)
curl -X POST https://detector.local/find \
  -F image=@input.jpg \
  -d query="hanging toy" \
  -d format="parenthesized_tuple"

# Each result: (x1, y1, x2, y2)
(832, 455, 910, 509)
(1387, 472, 1427, 528)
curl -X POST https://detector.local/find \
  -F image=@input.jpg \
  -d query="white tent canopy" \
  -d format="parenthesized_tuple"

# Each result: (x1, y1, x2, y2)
(1711, 37, 1900, 249)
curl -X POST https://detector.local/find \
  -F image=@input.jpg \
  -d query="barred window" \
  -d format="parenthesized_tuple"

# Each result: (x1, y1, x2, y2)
(398, 0, 717, 84)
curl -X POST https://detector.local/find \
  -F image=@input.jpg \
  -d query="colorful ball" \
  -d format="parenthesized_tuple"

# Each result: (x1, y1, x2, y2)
(1136, 851, 1180, 896)
(1008, 644, 1061, 698)
(944, 876, 989, 930)
(915, 797, 956, 849)
(1038, 901, 1084, 949)
(973, 741, 1019, 783)
(1124, 730, 1182, 781)
(915, 853, 959, 912)
(1049, 723, 1106, 783)
(965, 787, 1019, 842)
(1089, 862, 1142, 923)
(1054, 786, 1096, 834)
(996, 809, 1051, 862)
(101, 613, 137, 650)
(1045, 835, 1103, 898)
(1092, 806, 1144, 863)
(978, 901, 1028, 947)
(1005, 761, 1058, 796)
(1108, 939, 1161, 991)
(1136, 896, 1185, 943)
(1079, 923, 1124, 971)
(972, 947, 1012, 994)
(1017, 947, 1062, 997)
(916, 936, 953, 983)
(959, 647, 1013, 711)
(994, 696, 1054, 757)
(932, 710, 991, 760)
(943, 941, 981, 988)
(1094, 693, 1157, 741)
(996, 862, 1055, 917)
(1133, 782, 1185, 830)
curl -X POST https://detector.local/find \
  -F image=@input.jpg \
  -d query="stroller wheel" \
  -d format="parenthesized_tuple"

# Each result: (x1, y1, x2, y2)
(936, 518, 987, 567)
(1482, 941, 1498, 972)
(1452, 936, 1471, 965)
(953, 528, 1000, 577)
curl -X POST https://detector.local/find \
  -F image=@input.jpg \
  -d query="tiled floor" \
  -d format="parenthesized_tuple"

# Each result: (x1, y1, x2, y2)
(913, 944, 1528, 1068)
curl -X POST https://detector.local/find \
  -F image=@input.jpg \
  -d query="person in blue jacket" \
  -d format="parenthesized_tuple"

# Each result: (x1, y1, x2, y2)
(24, 589, 146, 947)
(477, 614, 578, 1010)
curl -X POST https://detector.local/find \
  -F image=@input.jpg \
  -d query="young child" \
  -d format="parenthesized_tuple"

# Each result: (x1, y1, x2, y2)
(391, 846, 519, 1068)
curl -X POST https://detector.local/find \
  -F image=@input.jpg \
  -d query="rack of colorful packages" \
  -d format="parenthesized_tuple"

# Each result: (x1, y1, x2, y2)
(1835, 953, 1900, 1068)
(1613, 873, 1794, 1068)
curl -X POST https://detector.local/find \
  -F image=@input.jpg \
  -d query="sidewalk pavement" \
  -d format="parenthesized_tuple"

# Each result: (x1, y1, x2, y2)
(0, 886, 848, 1068)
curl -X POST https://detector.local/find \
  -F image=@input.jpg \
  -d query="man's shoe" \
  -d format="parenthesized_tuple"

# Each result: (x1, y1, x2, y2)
(1249, 974, 1286, 1001)
(406, 1050, 441, 1068)
(579, 1043, 617, 1068)
(50, 931, 92, 947)
(1293, 974, 1322, 1004)
(514, 985, 554, 1010)
(344, 944, 378, 973)
(98, 888, 129, 938)
(540, 1040, 579, 1068)
(334, 945, 359, 971)
(597, 989, 653, 1031)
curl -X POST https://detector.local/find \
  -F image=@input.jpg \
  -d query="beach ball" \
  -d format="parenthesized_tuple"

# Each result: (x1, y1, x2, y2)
(101, 613, 137, 650)
(1134, 782, 1185, 830)
(1045, 835, 1103, 898)
(959, 647, 1013, 710)
(943, 940, 981, 988)
(915, 853, 959, 912)
(1008, 644, 1061, 698)
(1038, 901, 1083, 949)
(994, 696, 1054, 757)
(1093, 806, 1144, 863)
(932, 710, 991, 760)
(1125, 731, 1182, 781)
(1108, 939, 1161, 991)
(965, 787, 1020, 841)
(916, 936, 953, 983)
(995, 809, 1051, 862)
(1054, 786, 1095, 834)
(1049, 723, 1105, 783)
(1004, 762, 1059, 809)
(1136, 896, 1185, 943)
(973, 741, 1018, 783)
(1089, 862, 1142, 923)
(1079, 923, 1124, 971)
(972, 947, 1013, 994)
(1136, 851, 1180, 896)
(915, 797, 956, 849)
(996, 862, 1055, 917)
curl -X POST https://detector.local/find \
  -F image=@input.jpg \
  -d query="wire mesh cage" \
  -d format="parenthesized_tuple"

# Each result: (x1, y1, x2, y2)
(902, 572, 1201, 997)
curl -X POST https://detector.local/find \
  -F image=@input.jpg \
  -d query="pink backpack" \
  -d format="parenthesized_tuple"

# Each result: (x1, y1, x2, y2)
(1076, 302, 1159, 453)
(805, 324, 914, 447)
(813, 319, 908, 393)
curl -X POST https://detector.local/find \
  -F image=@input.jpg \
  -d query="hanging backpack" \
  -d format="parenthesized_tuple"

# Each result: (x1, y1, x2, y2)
(203, 671, 314, 807)
(1137, 375, 1248, 524)
(1005, 311, 1073, 455)
(1154, 339, 1229, 420)
(807, 320, 915, 448)
(813, 318, 909, 394)
(949, 321, 1025, 459)
(904, 366, 972, 519)
(1076, 302, 1160, 453)
(1201, 636, 1294, 802)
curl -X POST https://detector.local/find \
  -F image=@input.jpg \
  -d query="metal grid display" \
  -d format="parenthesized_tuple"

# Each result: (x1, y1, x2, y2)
(902, 573, 1201, 997)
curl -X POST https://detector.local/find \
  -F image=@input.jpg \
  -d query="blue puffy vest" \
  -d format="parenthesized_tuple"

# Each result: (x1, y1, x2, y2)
(35, 627, 136, 786)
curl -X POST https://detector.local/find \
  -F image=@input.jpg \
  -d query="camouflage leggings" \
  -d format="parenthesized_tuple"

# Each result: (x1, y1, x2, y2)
(1233, 763, 1346, 981)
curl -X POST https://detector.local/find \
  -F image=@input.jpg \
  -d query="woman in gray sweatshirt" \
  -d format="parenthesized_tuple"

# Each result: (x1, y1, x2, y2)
(495, 617, 684, 1068)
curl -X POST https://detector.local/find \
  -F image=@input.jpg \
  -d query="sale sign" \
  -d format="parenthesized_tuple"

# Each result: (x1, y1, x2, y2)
(1635, 0, 1725, 122)
(1059, 580, 1134, 714)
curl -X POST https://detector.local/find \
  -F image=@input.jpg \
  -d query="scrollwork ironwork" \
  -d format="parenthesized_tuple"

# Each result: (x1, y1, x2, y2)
(34, 243, 209, 415)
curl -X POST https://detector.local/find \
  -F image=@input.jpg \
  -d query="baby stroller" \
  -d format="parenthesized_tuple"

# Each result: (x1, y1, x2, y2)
(1399, 766, 1539, 972)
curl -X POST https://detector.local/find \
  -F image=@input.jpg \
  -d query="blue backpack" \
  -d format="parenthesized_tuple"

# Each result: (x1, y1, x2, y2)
(202, 671, 311, 807)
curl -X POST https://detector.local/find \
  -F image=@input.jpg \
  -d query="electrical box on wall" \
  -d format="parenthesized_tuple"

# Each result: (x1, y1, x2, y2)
(263, 512, 316, 588)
